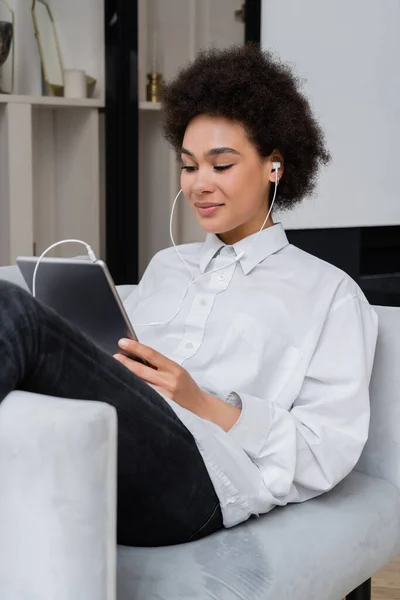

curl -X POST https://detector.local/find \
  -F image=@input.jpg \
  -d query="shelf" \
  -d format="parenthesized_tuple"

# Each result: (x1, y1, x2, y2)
(0, 0, 105, 267)
(139, 101, 161, 111)
(0, 94, 104, 109)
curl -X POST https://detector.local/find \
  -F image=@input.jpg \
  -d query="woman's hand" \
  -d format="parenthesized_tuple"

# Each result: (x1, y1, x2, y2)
(114, 338, 241, 431)
(114, 338, 208, 417)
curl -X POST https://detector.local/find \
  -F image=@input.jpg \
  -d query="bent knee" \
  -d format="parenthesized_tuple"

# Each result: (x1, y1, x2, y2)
(0, 279, 32, 308)
(0, 279, 20, 292)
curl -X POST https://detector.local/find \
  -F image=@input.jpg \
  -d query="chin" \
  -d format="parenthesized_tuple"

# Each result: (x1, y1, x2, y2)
(197, 218, 232, 235)
(192, 205, 241, 235)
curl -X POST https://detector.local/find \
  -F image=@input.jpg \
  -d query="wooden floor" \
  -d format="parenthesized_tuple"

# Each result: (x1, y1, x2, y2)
(372, 556, 400, 599)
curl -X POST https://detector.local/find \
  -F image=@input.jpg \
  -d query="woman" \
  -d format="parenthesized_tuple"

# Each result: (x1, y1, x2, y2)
(0, 45, 378, 547)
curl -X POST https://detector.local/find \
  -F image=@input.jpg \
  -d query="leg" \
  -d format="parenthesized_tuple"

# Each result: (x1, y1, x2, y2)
(0, 281, 223, 546)
(346, 579, 372, 600)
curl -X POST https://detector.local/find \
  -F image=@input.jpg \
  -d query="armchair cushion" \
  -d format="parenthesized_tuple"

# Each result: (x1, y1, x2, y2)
(117, 471, 400, 600)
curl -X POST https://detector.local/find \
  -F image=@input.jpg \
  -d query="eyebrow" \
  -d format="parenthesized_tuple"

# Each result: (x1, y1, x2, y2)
(181, 146, 241, 158)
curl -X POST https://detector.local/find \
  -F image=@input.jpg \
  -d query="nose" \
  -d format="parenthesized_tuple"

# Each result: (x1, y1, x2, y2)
(190, 167, 215, 194)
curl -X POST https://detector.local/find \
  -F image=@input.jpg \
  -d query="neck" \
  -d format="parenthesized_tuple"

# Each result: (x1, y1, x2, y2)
(218, 215, 274, 246)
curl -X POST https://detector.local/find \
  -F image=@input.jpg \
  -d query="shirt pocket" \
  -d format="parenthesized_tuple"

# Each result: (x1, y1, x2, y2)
(216, 312, 270, 355)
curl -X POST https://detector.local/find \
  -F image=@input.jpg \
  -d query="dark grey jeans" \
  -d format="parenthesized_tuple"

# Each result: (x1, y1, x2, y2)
(0, 280, 223, 547)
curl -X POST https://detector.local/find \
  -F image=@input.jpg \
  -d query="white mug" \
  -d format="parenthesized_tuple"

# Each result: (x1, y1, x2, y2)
(64, 69, 87, 99)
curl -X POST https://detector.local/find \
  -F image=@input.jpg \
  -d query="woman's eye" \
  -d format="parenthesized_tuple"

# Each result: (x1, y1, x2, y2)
(214, 165, 233, 172)
(181, 164, 233, 173)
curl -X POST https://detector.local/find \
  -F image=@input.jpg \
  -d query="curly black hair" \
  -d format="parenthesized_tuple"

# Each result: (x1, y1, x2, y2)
(161, 44, 331, 211)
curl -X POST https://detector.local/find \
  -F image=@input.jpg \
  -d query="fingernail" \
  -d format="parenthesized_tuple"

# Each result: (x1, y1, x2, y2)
(119, 339, 128, 348)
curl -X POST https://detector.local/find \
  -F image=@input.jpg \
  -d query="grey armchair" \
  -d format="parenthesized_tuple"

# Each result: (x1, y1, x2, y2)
(0, 264, 399, 600)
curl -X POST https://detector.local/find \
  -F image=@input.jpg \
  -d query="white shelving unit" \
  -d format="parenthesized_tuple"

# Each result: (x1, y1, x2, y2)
(137, 0, 244, 277)
(0, 94, 104, 108)
(0, 0, 105, 266)
(139, 101, 161, 111)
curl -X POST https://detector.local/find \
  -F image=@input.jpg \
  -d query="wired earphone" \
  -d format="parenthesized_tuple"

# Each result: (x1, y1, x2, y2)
(32, 161, 281, 327)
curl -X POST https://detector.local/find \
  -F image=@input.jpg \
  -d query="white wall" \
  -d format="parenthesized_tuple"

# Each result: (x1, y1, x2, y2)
(262, 0, 400, 229)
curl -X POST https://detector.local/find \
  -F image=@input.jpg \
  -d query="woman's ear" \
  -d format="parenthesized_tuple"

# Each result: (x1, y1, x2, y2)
(268, 153, 284, 184)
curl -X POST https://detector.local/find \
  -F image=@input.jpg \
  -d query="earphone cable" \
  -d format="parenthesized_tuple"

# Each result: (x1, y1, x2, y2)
(32, 239, 97, 299)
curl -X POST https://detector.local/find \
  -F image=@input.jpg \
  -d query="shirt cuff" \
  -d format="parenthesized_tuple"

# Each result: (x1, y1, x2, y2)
(226, 391, 273, 458)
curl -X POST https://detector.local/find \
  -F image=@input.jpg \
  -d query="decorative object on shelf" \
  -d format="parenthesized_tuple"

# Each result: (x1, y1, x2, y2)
(31, 0, 97, 98)
(86, 76, 96, 98)
(0, 0, 15, 94)
(146, 30, 163, 102)
(146, 72, 163, 102)
(64, 68, 86, 99)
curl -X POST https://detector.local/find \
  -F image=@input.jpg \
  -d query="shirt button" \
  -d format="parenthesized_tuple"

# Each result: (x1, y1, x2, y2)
(218, 273, 225, 281)
(185, 342, 194, 349)
(199, 299, 208, 306)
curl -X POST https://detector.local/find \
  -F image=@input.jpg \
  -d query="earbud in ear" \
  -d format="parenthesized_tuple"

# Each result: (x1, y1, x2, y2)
(272, 161, 281, 171)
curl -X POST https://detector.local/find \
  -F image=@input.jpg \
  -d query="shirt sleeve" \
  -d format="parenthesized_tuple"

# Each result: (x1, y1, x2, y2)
(227, 296, 378, 505)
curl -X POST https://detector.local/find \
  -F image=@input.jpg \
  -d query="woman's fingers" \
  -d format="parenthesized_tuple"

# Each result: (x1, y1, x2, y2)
(114, 352, 167, 387)
(115, 340, 194, 403)
(118, 338, 164, 368)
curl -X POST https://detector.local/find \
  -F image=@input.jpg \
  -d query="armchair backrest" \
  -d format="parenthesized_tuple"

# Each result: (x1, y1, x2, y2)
(356, 305, 400, 491)
(0, 266, 28, 290)
(116, 284, 137, 302)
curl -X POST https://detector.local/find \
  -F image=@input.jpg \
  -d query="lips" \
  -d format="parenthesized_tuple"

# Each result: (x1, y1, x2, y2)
(195, 203, 223, 217)
(194, 203, 223, 209)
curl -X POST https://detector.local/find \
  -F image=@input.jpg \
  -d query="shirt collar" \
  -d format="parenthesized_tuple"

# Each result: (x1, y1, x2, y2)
(199, 223, 289, 275)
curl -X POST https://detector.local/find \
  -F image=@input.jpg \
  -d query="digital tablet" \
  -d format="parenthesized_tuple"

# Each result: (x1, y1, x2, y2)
(16, 256, 145, 361)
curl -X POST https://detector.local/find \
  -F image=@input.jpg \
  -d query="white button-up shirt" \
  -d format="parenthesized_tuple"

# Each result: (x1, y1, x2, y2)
(123, 223, 378, 528)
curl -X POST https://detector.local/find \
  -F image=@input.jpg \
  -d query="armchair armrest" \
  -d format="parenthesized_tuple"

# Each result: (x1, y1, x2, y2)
(0, 391, 117, 600)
